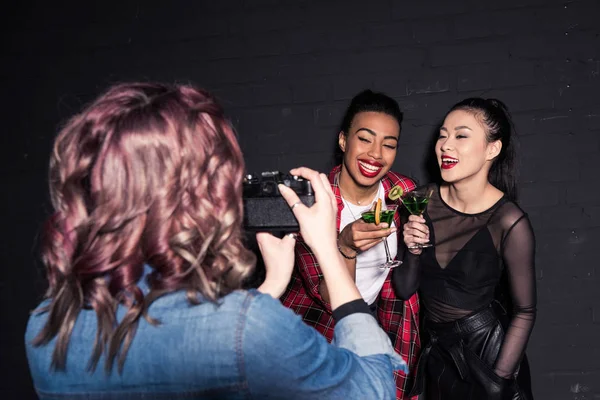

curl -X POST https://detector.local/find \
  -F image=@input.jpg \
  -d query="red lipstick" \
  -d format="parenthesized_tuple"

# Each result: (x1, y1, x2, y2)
(357, 159, 383, 178)
(441, 155, 458, 170)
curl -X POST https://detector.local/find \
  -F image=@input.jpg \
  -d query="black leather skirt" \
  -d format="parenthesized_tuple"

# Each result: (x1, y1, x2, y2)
(410, 306, 533, 400)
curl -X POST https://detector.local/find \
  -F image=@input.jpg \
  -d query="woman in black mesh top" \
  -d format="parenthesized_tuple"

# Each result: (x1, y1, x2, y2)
(393, 98, 536, 399)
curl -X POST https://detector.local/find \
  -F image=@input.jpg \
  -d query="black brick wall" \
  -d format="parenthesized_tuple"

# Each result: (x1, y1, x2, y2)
(2, 1, 600, 399)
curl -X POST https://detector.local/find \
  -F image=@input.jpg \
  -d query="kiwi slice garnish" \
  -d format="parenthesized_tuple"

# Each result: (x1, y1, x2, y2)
(388, 185, 404, 201)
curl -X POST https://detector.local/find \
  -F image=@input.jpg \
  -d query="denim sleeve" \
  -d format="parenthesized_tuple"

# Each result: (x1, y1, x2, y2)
(242, 293, 402, 400)
(332, 312, 408, 373)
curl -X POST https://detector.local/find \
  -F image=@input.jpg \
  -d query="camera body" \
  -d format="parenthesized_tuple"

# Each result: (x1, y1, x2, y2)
(243, 171, 315, 232)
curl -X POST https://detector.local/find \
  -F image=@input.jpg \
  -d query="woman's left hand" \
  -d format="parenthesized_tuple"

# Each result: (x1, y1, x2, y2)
(256, 232, 297, 298)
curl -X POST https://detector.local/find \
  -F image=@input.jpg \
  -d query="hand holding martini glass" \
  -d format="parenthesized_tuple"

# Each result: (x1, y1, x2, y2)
(400, 187, 434, 249)
(360, 185, 405, 269)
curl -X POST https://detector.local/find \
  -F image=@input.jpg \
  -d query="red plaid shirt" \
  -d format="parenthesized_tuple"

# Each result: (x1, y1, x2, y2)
(280, 165, 421, 400)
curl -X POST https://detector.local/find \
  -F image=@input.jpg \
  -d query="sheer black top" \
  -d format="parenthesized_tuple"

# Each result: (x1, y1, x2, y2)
(393, 184, 537, 377)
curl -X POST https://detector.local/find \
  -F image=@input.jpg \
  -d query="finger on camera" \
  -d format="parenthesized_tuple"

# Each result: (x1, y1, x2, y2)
(288, 166, 321, 191)
(289, 167, 328, 205)
(256, 231, 276, 245)
(256, 232, 280, 252)
(283, 232, 298, 244)
(278, 184, 304, 212)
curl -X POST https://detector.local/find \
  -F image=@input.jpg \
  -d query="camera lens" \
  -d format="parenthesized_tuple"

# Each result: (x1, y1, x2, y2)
(261, 181, 278, 196)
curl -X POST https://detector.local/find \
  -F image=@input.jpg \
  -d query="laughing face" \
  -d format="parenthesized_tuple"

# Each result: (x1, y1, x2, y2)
(436, 109, 501, 185)
(338, 111, 399, 189)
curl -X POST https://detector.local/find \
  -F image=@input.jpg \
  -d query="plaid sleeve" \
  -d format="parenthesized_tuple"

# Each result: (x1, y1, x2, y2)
(280, 240, 336, 342)
(293, 240, 332, 313)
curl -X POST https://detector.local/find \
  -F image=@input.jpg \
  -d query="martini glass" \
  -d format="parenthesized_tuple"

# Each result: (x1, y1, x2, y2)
(361, 204, 402, 269)
(400, 188, 433, 249)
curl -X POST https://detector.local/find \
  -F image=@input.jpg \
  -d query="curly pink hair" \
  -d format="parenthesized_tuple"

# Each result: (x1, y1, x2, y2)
(33, 82, 255, 372)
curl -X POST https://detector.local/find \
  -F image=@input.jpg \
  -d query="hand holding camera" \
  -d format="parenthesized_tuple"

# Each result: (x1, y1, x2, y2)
(277, 167, 338, 254)
(243, 170, 315, 232)
(256, 167, 349, 304)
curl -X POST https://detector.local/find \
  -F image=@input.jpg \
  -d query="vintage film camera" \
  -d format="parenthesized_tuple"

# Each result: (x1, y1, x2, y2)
(243, 171, 315, 232)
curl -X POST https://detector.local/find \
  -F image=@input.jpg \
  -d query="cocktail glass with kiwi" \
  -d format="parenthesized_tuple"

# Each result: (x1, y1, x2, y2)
(361, 198, 402, 269)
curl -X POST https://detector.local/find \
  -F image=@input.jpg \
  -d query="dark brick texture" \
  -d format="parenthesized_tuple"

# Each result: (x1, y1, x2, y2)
(2, 1, 599, 398)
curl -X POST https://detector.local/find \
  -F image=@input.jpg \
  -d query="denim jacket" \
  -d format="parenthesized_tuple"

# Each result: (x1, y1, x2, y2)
(26, 270, 408, 399)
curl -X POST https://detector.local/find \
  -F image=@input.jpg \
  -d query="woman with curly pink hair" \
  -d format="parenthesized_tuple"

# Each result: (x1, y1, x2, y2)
(25, 82, 407, 400)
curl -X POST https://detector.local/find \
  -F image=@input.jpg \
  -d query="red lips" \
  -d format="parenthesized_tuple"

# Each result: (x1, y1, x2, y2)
(441, 155, 458, 170)
(357, 159, 383, 178)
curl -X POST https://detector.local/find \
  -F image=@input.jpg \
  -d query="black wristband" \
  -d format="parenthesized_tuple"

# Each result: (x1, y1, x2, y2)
(332, 299, 371, 322)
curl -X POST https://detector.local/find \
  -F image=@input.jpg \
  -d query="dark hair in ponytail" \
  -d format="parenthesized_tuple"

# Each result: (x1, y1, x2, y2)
(339, 89, 403, 134)
(448, 98, 518, 201)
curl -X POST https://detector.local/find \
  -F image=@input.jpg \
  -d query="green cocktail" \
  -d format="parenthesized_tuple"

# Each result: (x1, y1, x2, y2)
(361, 210, 395, 225)
(401, 196, 429, 216)
(400, 188, 434, 249)
(360, 203, 401, 269)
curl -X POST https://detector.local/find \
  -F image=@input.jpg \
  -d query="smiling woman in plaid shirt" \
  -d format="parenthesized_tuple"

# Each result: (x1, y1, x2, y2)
(280, 90, 420, 400)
